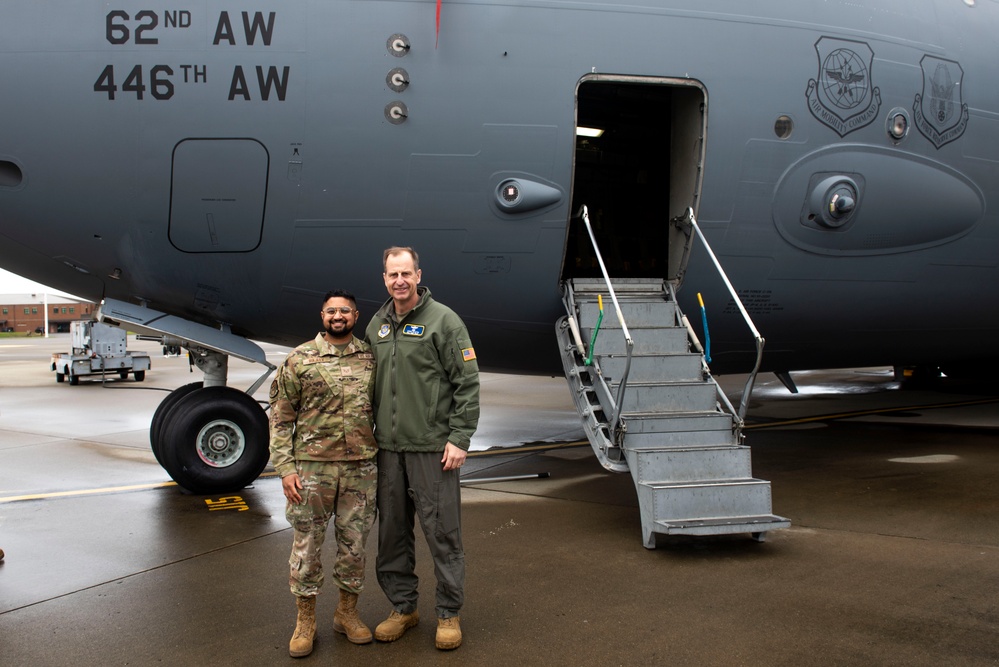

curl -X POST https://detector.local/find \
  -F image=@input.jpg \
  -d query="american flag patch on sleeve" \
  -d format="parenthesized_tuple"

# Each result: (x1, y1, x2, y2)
(461, 347, 476, 362)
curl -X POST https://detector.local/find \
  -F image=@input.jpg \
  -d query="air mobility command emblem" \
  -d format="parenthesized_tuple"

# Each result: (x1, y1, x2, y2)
(806, 37, 881, 137)
(914, 55, 968, 149)
(378, 324, 391, 338)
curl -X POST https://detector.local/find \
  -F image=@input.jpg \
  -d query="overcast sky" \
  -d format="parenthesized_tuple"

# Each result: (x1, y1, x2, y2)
(0, 268, 76, 297)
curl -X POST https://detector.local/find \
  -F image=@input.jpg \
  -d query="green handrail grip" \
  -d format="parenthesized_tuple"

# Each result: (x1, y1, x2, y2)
(585, 308, 604, 366)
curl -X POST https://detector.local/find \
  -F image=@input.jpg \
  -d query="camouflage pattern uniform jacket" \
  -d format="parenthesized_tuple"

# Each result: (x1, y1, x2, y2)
(269, 333, 377, 476)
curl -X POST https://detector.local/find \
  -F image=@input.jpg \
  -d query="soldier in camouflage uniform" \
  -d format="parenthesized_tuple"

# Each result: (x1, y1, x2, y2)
(269, 289, 378, 658)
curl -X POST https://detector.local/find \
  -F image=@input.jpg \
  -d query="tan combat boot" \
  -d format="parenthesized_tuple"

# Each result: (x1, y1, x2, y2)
(373, 609, 420, 642)
(435, 616, 462, 650)
(333, 589, 372, 644)
(289, 596, 317, 658)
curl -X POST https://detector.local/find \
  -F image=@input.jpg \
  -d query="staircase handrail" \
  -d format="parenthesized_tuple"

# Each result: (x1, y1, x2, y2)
(577, 205, 634, 438)
(679, 207, 765, 422)
(665, 281, 743, 422)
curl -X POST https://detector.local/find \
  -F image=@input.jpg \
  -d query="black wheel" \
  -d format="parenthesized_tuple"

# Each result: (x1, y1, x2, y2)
(158, 386, 269, 494)
(118, 369, 129, 380)
(55, 372, 64, 383)
(134, 370, 146, 382)
(69, 373, 79, 386)
(150, 382, 204, 466)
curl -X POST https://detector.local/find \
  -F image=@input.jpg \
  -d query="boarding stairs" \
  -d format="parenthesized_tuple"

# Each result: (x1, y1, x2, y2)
(557, 208, 789, 548)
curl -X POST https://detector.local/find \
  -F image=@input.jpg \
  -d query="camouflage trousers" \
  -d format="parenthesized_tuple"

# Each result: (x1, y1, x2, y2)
(286, 459, 377, 597)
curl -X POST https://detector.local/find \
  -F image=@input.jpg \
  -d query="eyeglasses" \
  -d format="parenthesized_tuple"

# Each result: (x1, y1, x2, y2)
(323, 307, 355, 315)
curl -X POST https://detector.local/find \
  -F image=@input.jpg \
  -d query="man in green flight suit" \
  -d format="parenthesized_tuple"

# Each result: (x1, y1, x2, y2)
(366, 246, 480, 650)
(269, 289, 378, 658)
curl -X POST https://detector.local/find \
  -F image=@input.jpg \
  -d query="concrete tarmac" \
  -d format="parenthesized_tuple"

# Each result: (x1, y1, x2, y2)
(1, 335, 998, 666)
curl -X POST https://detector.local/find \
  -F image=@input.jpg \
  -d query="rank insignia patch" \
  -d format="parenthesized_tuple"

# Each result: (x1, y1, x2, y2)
(403, 324, 425, 336)
(378, 324, 391, 339)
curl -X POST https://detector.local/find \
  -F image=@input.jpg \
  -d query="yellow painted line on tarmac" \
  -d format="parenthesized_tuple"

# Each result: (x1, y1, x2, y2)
(0, 480, 179, 503)
(0, 471, 283, 504)
(0, 446, 584, 504)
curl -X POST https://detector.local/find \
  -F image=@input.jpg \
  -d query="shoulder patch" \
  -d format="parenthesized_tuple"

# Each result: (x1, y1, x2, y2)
(462, 347, 476, 362)
(403, 324, 425, 337)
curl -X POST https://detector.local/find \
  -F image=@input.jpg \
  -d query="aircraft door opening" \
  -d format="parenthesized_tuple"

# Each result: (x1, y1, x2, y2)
(564, 77, 706, 284)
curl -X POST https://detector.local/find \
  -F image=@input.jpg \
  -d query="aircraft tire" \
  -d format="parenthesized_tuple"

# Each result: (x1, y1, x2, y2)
(158, 386, 269, 494)
(150, 382, 203, 466)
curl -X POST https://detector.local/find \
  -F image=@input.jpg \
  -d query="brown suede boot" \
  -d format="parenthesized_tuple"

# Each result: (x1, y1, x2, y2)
(374, 609, 420, 642)
(332, 590, 372, 644)
(435, 616, 462, 650)
(289, 596, 317, 658)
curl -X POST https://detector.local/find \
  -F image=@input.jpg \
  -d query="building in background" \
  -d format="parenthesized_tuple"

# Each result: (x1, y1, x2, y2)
(0, 294, 96, 334)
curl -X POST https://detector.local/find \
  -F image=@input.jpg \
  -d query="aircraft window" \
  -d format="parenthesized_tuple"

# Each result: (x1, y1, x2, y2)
(774, 116, 793, 140)
(887, 108, 909, 141)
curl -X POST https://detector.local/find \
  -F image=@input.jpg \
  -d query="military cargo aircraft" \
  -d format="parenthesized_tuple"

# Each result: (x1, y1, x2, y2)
(1, 1, 994, 543)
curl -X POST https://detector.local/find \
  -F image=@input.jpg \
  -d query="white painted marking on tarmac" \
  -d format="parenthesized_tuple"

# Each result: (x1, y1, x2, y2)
(888, 454, 959, 464)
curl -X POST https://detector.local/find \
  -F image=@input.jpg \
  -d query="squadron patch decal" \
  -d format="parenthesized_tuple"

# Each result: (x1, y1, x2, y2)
(806, 37, 881, 137)
(913, 55, 968, 149)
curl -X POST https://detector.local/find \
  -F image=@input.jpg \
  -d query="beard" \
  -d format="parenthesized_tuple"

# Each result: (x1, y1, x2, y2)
(325, 320, 354, 339)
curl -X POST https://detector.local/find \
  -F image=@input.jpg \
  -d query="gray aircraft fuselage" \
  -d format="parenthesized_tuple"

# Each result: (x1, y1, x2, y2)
(1, 0, 997, 377)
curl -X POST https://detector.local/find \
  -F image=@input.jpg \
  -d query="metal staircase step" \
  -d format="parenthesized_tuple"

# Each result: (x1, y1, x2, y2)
(570, 278, 664, 295)
(579, 326, 689, 355)
(578, 300, 677, 329)
(620, 411, 734, 435)
(654, 515, 792, 537)
(615, 380, 718, 413)
(641, 478, 776, 523)
(597, 352, 703, 383)
(625, 445, 752, 484)
(622, 425, 739, 449)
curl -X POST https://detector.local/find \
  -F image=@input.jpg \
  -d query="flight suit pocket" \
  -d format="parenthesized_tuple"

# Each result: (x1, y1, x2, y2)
(434, 480, 460, 538)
